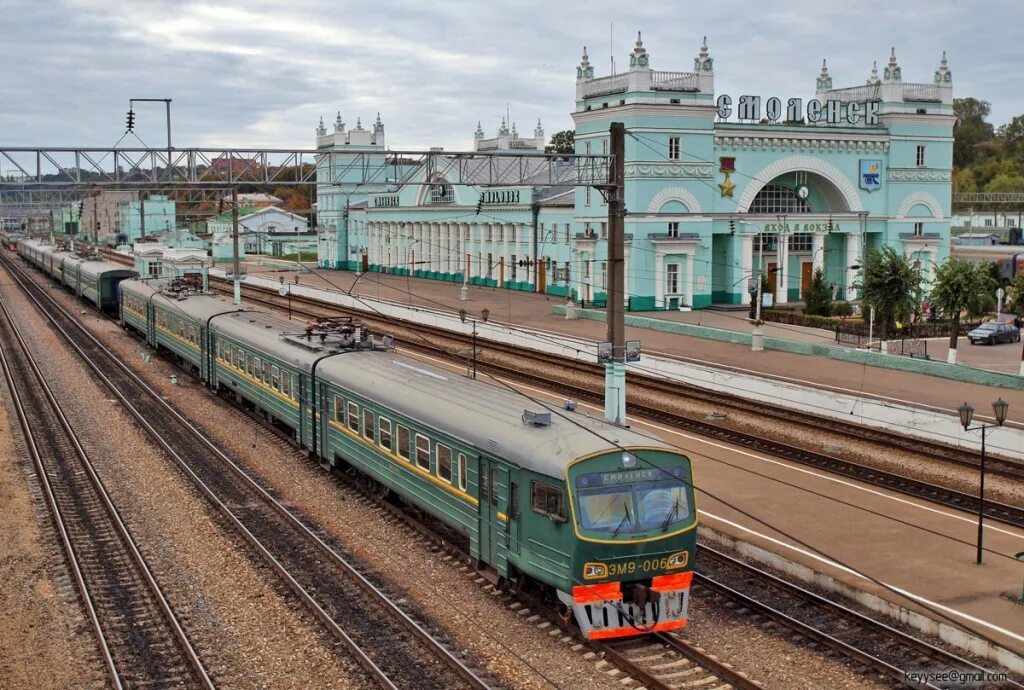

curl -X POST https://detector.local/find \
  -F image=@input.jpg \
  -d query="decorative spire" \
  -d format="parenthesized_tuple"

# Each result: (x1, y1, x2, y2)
(577, 46, 593, 81)
(934, 50, 952, 85)
(355, 116, 363, 130)
(883, 46, 901, 82)
(629, 31, 649, 69)
(498, 117, 509, 136)
(374, 112, 384, 132)
(316, 116, 326, 136)
(334, 110, 345, 133)
(474, 121, 484, 139)
(866, 60, 880, 85)
(816, 58, 832, 92)
(534, 118, 544, 140)
(694, 35, 713, 72)
(510, 122, 518, 139)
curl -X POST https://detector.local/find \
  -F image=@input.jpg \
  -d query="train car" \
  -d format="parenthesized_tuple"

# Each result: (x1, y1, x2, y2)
(949, 244, 1024, 284)
(60, 256, 137, 313)
(111, 279, 699, 640)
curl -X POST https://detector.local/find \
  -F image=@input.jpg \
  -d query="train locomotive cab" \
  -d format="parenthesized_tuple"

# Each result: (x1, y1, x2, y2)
(559, 447, 696, 640)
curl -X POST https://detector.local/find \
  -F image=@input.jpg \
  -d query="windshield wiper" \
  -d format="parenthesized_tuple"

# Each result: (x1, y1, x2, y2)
(612, 503, 632, 537)
(661, 497, 680, 532)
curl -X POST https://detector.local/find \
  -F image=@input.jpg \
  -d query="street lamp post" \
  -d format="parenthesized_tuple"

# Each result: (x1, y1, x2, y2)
(459, 307, 490, 379)
(958, 398, 1010, 564)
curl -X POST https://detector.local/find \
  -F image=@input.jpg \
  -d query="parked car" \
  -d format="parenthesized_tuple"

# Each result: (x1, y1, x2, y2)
(967, 322, 1021, 345)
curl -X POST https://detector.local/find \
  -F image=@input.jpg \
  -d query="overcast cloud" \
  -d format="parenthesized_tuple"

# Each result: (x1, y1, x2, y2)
(0, 0, 1020, 153)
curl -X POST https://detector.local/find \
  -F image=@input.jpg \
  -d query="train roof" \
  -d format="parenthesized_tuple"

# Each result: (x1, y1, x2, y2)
(118, 282, 677, 474)
(317, 350, 675, 477)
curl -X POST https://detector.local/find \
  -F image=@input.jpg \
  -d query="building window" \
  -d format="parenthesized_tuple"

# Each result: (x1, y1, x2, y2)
(600, 222, 607, 239)
(584, 222, 593, 238)
(668, 221, 679, 238)
(436, 444, 452, 483)
(916, 145, 926, 167)
(914, 222, 924, 237)
(415, 434, 431, 470)
(511, 255, 517, 280)
(148, 261, 162, 277)
(753, 234, 778, 252)
(788, 233, 813, 252)
(668, 136, 680, 160)
(748, 184, 811, 214)
(428, 180, 454, 204)
(531, 482, 566, 521)
(601, 262, 607, 289)
(585, 186, 591, 206)
(666, 263, 679, 294)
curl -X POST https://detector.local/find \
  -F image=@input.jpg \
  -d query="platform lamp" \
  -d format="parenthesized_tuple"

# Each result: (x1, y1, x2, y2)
(958, 398, 1009, 564)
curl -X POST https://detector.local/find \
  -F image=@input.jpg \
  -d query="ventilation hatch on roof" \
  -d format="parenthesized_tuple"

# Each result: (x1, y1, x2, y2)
(522, 410, 552, 427)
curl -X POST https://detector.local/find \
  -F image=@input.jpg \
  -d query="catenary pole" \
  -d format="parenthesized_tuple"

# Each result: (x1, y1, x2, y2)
(232, 186, 241, 305)
(604, 122, 626, 424)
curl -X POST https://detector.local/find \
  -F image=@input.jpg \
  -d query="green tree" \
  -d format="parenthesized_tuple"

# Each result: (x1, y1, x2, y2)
(858, 245, 922, 337)
(929, 258, 997, 363)
(985, 173, 1024, 193)
(953, 98, 995, 169)
(996, 114, 1024, 154)
(802, 267, 833, 317)
(1007, 271, 1024, 315)
(545, 130, 575, 154)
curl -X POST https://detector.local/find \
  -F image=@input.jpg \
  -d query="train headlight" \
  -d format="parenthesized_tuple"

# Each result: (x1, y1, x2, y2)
(621, 452, 636, 469)
(666, 551, 689, 570)
(583, 562, 608, 580)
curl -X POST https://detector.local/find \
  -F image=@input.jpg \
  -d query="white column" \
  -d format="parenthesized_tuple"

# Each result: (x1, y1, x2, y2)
(846, 233, 860, 300)
(655, 251, 665, 308)
(503, 223, 511, 285)
(685, 252, 695, 307)
(776, 234, 789, 304)
(740, 234, 753, 305)
(623, 247, 631, 306)
(812, 232, 824, 274)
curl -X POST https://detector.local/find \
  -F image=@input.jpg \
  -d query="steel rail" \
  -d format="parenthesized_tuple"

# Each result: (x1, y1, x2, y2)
(209, 279, 1024, 528)
(2, 251, 489, 690)
(0, 285, 213, 690)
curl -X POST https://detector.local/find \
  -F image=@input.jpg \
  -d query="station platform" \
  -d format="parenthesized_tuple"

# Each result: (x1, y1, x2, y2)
(240, 260, 1024, 427)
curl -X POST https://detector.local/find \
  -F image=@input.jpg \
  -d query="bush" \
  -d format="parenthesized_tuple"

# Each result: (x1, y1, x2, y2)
(761, 309, 838, 330)
(832, 302, 854, 319)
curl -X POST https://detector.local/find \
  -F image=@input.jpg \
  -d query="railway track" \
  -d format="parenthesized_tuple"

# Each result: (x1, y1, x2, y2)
(2, 253, 492, 690)
(694, 545, 1018, 689)
(0, 287, 212, 688)
(211, 278, 1024, 530)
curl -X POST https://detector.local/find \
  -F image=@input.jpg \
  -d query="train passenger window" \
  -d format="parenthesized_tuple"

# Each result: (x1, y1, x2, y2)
(253, 357, 261, 376)
(490, 469, 499, 506)
(246, 354, 253, 375)
(457, 454, 467, 491)
(531, 482, 566, 522)
(334, 395, 345, 422)
(415, 434, 430, 470)
(397, 426, 410, 460)
(271, 366, 280, 390)
(262, 361, 270, 382)
(362, 409, 374, 441)
(510, 482, 519, 519)
(347, 402, 359, 433)
(282, 372, 292, 397)
(379, 418, 393, 451)
(436, 444, 452, 483)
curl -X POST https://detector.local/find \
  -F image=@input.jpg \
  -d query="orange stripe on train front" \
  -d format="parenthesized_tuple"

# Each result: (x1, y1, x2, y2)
(587, 618, 688, 640)
(572, 582, 622, 604)
(651, 571, 693, 592)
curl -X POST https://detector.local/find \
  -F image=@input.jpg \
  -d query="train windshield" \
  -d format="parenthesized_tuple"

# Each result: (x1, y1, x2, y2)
(575, 467, 691, 535)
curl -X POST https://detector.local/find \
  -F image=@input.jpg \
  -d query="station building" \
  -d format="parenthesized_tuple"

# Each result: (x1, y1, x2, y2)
(316, 35, 954, 310)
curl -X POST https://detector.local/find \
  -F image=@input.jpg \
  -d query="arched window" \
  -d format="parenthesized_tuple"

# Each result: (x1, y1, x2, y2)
(428, 181, 454, 204)
(748, 184, 811, 214)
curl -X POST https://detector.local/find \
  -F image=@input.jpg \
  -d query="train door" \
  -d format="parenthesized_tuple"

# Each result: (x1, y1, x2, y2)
(478, 457, 509, 574)
(318, 383, 330, 462)
(506, 469, 521, 558)
(297, 375, 307, 448)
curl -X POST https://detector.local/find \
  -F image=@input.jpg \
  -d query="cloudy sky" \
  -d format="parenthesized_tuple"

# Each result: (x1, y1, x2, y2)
(1, 0, 1020, 153)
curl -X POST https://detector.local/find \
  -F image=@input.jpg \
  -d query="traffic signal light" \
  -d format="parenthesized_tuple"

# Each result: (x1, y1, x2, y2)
(729, 218, 735, 235)
(126, 109, 136, 132)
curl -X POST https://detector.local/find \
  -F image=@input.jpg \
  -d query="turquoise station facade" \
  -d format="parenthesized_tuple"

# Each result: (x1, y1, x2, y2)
(317, 35, 954, 310)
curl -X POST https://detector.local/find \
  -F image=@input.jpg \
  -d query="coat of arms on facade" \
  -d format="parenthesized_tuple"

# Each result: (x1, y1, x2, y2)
(719, 157, 736, 197)
(860, 159, 882, 192)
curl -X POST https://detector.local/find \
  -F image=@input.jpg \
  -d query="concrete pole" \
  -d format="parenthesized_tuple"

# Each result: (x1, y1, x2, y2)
(232, 187, 241, 305)
(604, 122, 626, 425)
